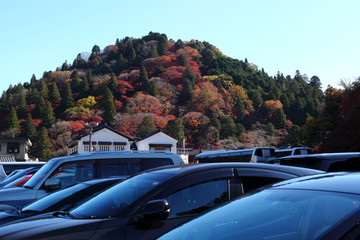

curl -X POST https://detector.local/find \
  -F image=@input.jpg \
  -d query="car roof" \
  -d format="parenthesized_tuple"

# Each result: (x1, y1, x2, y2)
(195, 147, 274, 158)
(140, 162, 324, 177)
(273, 171, 360, 194)
(278, 152, 360, 160)
(47, 151, 183, 163)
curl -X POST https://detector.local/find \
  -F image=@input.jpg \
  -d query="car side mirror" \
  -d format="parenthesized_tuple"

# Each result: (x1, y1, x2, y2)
(141, 199, 171, 223)
(44, 178, 61, 190)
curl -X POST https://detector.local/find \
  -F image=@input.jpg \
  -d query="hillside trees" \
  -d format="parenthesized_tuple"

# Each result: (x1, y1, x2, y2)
(1, 31, 342, 157)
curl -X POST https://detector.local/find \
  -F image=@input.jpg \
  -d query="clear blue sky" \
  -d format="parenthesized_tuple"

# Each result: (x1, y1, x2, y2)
(1, 0, 359, 93)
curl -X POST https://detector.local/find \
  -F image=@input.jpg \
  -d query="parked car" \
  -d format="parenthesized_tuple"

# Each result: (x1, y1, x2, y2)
(194, 147, 276, 163)
(0, 162, 45, 182)
(277, 152, 360, 171)
(0, 163, 323, 240)
(274, 147, 312, 157)
(0, 167, 40, 188)
(0, 151, 184, 210)
(157, 171, 360, 240)
(0, 177, 124, 225)
(2, 174, 33, 188)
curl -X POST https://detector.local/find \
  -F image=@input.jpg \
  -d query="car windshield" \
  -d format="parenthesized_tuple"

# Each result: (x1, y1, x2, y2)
(23, 161, 57, 189)
(22, 183, 88, 212)
(158, 189, 360, 240)
(70, 172, 173, 219)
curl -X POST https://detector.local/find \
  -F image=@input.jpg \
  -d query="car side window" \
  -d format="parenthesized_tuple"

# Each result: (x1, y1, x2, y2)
(142, 158, 173, 170)
(164, 179, 229, 218)
(96, 159, 142, 177)
(241, 176, 284, 193)
(47, 161, 93, 189)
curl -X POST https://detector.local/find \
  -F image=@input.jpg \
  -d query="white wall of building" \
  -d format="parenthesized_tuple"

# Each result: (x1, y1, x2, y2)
(135, 132, 177, 154)
(77, 128, 131, 153)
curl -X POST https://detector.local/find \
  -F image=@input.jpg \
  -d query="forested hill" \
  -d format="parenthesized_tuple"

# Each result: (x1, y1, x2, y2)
(2, 31, 357, 160)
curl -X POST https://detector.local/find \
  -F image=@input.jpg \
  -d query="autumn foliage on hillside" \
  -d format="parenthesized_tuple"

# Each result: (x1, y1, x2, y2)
(1, 32, 358, 159)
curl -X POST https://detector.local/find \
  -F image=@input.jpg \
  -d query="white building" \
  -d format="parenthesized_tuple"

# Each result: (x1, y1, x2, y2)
(69, 125, 178, 155)
(0, 138, 33, 162)
(69, 125, 133, 154)
(133, 130, 178, 154)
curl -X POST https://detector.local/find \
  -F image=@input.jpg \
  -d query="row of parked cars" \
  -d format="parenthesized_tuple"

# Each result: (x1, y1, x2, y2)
(0, 148, 359, 239)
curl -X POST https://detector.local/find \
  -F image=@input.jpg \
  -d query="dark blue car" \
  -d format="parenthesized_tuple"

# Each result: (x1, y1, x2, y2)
(0, 177, 123, 225)
(0, 163, 323, 240)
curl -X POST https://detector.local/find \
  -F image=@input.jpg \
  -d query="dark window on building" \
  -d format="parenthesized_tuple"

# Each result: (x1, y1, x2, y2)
(7, 143, 20, 153)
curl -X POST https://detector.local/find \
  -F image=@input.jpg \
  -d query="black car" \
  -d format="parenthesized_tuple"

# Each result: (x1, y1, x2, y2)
(0, 167, 40, 188)
(158, 171, 360, 240)
(0, 163, 323, 240)
(0, 177, 123, 225)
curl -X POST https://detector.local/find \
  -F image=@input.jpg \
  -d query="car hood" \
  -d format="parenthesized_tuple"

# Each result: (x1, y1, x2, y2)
(0, 213, 102, 240)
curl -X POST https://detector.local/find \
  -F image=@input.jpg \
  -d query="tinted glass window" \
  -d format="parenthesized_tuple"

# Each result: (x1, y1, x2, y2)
(275, 150, 292, 157)
(45, 161, 93, 189)
(142, 158, 173, 170)
(24, 161, 58, 188)
(96, 159, 142, 177)
(70, 172, 173, 219)
(158, 190, 360, 240)
(165, 179, 229, 218)
(241, 176, 285, 193)
(23, 183, 88, 212)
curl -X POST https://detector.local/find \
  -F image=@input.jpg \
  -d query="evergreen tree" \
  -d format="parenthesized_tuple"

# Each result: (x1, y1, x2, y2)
(61, 82, 75, 111)
(148, 44, 158, 58)
(165, 119, 185, 146)
(79, 77, 90, 98)
(40, 80, 49, 100)
(234, 98, 245, 122)
(272, 108, 287, 129)
(7, 107, 20, 131)
(42, 101, 56, 128)
(149, 81, 159, 96)
(33, 127, 52, 161)
(183, 67, 196, 87)
(179, 79, 193, 105)
(139, 66, 150, 92)
(124, 41, 136, 65)
(30, 74, 37, 86)
(174, 39, 184, 50)
(102, 87, 116, 124)
(86, 69, 94, 90)
(211, 118, 222, 130)
(17, 92, 28, 119)
(49, 81, 61, 102)
(22, 113, 36, 139)
(265, 122, 275, 136)
(108, 73, 118, 93)
(70, 71, 81, 93)
(178, 54, 188, 67)
(157, 34, 168, 55)
(92, 45, 100, 53)
(249, 89, 263, 109)
(137, 116, 157, 137)
(220, 116, 237, 139)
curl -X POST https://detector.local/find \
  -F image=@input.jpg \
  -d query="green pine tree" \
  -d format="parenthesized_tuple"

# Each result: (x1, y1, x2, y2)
(40, 80, 49, 100)
(33, 127, 52, 161)
(23, 113, 36, 139)
(7, 107, 20, 131)
(17, 92, 28, 119)
(140, 66, 150, 92)
(61, 82, 75, 111)
(102, 87, 116, 124)
(42, 101, 56, 128)
(165, 119, 185, 147)
(49, 81, 61, 102)
(137, 116, 157, 137)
